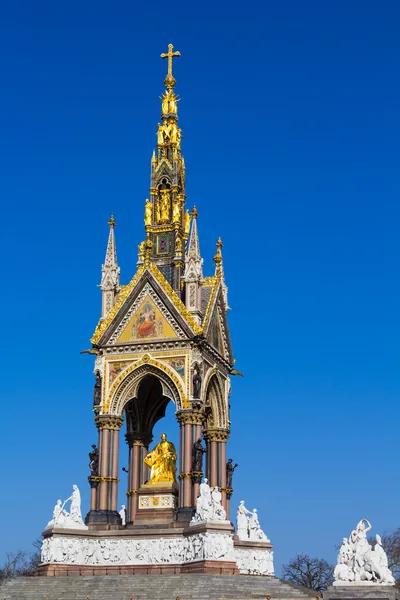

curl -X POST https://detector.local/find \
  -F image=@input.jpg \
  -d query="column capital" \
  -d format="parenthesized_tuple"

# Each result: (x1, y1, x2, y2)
(95, 415, 124, 431)
(125, 432, 153, 447)
(203, 428, 230, 442)
(176, 409, 204, 426)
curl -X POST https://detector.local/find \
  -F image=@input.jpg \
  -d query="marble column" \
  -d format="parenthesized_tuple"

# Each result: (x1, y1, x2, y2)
(192, 422, 203, 502)
(99, 428, 111, 510)
(110, 428, 120, 511)
(95, 415, 124, 514)
(219, 440, 227, 512)
(183, 422, 192, 506)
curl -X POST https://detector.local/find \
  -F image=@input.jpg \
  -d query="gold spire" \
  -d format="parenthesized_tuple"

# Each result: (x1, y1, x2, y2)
(160, 43, 181, 90)
(191, 206, 199, 218)
(108, 214, 116, 228)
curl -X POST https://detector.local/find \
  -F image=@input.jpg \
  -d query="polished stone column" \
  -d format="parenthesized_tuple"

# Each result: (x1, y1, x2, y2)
(125, 433, 150, 524)
(192, 422, 203, 501)
(203, 429, 229, 493)
(209, 440, 218, 487)
(219, 440, 227, 512)
(99, 428, 111, 510)
(110, 428, 120, 511)
(183, 422, 193, 506)
(86, 415, 123, 527)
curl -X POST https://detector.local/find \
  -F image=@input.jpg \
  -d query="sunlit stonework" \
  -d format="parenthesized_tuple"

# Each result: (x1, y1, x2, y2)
(38, 45, 273, 578)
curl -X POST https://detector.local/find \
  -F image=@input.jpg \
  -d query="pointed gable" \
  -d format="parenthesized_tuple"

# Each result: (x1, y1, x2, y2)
(114, 289, 181, 343)
(91, 262, 202, 346)
(203, 280, 234, 364)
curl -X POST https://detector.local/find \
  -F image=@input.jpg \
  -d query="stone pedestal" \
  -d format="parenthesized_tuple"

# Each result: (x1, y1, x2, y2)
(133, 482, 178, 526)
(233, 538, 274, 575)
(183, 521, 239, 575)
(325, 585, 399, 600)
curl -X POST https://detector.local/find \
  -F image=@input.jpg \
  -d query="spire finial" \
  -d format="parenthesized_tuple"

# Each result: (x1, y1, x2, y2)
(160, 43, 181, 90)
(191, 206, 199, 218)
(214, 238, 223, 271)
(108, 214, 115, 228)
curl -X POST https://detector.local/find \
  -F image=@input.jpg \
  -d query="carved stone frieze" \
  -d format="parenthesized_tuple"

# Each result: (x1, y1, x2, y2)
(234, 547, 274, 576)
(41, 532, 236, 567)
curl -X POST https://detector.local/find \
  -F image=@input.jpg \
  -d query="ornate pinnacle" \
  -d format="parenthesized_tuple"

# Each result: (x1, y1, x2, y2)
(214, 238, 223, 276)
(160, 43, 181, 90)
(214, 238, 223, 264)
(108, 214, 116, 228)
(144, 238, 153, 266)
(191, 206, 199, 218)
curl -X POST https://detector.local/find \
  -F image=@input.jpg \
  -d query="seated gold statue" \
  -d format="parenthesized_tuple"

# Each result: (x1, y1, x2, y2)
(144, 433, 177, 484)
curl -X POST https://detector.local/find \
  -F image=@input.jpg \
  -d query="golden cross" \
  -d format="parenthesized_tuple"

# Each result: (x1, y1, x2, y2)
(161, 43, 181, 78)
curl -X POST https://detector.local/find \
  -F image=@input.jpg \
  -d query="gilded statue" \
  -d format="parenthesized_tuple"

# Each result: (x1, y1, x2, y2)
(170, 123, 177, 144)
(144, 433, 177, 484)
(158, 189, 171, 223)
(161, 91, 177, 115)
(157, 124, 164, 145)
(144, 198, 152, 226)
(172, 197, 180, 223)
(184, 209, 191, 234)
(162, 95, 169, 114)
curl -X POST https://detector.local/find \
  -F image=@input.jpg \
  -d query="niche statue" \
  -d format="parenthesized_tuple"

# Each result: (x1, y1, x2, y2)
(193, 367, 202, 399)
(89, 444, 99, 476)
(226, 458, 238, 489)
(144, 433, 177, 484)
(93, 372, 101, 406)
(192, 438, 206, 472)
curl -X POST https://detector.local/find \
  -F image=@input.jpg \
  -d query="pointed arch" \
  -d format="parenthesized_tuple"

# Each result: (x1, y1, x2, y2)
(203, 368, 228, 429)
(105, 355, 187, 416)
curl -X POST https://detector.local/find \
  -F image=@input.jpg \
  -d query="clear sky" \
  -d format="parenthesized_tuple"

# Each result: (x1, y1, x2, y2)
(0, 0, 399, 575)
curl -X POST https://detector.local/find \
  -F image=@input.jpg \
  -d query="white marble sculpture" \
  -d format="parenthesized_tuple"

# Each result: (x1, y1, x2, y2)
(191, 479, 228, 524)
(237, 500, 252, 540)
(235, 547, 274, 575)
(41, 531, 235, 567)
(334, 519, 395, 586)
(45, 485, 87, 531)
(236, 501, 269, 542)
(119, 504, 126, 527)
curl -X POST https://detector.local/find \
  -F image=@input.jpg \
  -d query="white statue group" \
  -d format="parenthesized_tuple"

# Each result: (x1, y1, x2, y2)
(334, 519, 394, 586)
(236, 500, 269, 542)
(191, 479, 228, 524)
(45, 485, 87, 531)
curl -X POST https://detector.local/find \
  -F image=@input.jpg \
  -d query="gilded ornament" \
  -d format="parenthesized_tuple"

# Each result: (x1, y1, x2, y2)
(158, 189, 171, 223)
(184, 209, 191, 234)
(144, 199, 152, 226)
(160, 44, 181, 90)
(144, 433, 177, 484)
(157, 123, 164, 145)
(172, 197, 180, 223)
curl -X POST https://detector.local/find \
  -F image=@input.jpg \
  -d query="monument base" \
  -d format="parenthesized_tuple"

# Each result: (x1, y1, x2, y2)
(85, 509, 121, 529)
(325, 585, 399, 600)
(133, 482, 178, 526)
(39, 521, 273, 577)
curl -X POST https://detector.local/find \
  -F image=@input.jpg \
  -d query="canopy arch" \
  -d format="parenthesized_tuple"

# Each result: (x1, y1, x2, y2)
(204, 369, 228, 430)
(106, 356, 186, 417)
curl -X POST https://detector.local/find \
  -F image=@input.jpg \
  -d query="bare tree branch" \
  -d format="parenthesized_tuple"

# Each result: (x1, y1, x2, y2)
(282, 554, 334, 593)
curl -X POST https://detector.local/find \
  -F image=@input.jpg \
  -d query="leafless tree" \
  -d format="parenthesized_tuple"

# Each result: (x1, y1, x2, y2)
(282, 554, 334, 593)
(0, 539, 42, 580)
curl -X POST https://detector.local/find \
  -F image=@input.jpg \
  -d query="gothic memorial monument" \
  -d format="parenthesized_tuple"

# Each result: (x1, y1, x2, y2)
(39, 45, 274, 577)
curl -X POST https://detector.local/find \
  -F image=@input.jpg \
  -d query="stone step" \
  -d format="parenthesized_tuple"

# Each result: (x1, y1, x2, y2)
(0, 575, 316, 600)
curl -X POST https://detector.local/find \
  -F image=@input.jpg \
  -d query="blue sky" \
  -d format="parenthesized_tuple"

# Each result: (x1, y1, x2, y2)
(0, 0, 399, 574)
